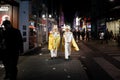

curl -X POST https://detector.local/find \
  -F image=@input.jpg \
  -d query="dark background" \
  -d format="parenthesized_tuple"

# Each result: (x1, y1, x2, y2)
(32, 0, 120, 23)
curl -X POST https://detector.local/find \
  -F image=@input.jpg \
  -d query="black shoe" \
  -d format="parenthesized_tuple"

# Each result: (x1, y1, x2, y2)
(54, 57, 57, 59)
(68, 56, 70, 59)
(50, 57, 54, 60)
(65, 59, 69, 61)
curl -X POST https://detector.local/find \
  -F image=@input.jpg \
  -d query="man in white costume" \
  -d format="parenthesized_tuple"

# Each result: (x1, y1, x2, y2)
(48, 25, 60, 59)
(63, 25, 74, 60)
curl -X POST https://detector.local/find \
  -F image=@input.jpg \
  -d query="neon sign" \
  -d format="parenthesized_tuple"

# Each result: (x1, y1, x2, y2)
(0, 6, 9, 11)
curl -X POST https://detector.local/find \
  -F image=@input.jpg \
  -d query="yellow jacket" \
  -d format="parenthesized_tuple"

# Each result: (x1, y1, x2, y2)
(61, 34, 79, 52)
(48, 32, 60, 50)
(71, 38, 79, 51)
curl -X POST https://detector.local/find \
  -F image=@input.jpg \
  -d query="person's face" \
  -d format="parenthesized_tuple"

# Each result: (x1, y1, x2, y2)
(54, 29, 57, 31)
(66, 28, 70, 32)
(53, 28, 57, 32)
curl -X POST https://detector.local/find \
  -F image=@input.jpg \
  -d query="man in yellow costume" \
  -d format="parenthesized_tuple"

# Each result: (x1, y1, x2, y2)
(63, 25, 79, 60)
(48, 25, 60, 59)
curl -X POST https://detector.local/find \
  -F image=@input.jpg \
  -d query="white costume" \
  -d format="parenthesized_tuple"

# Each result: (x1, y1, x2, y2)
(63, 32, 73, 59)
(63, 25, 74, 59)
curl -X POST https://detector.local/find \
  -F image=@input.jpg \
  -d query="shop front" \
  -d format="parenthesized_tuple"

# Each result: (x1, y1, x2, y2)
(106, 19, 120, 37)
(29, 21, 37, 49)
(0, 2, 19, 28)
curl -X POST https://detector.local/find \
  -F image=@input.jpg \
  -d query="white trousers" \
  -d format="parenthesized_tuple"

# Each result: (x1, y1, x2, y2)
(50, 49, 57, 58)
(65, 42, 71, 59)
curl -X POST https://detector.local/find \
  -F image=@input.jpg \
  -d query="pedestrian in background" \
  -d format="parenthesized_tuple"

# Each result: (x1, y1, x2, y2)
(104, 28, 109, 44)
(62, 25, 79, 60)
(77, 29, 81, 42)
(48, 25, 60, 59)
(72, 29, 77, 41)
(99, 31, 104, 44)
(1, 19, 23, 80)
(86, 29, 90, 41)
(81, 28, 85, 40)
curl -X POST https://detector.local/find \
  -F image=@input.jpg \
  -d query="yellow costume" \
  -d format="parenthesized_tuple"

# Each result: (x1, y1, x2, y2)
(48, 32, 60, 50)
(48, 25, 60, 58)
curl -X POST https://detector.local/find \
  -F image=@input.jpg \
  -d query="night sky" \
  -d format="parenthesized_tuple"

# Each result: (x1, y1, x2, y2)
(40, 0, 120, 23)
(47, 0, 91, 23)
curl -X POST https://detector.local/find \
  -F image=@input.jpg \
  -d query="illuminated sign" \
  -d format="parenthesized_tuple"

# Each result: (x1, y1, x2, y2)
(0, 6, 9, 11)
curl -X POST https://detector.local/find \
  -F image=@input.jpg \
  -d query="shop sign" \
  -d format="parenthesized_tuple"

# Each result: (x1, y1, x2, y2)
(0, 6, 9, 11)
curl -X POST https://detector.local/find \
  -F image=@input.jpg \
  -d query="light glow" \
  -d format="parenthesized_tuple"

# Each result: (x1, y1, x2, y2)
(109, 0, 114, 2)
(0, 6, 9, 11)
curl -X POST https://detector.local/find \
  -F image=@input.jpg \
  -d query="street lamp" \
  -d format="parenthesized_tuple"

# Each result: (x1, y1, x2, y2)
(49, 14, 52, 18)
(42, 14, 45, 18)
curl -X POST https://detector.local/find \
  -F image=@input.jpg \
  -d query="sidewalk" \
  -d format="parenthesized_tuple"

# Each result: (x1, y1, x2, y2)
(0, 46, 42, 80)
(17, 42, 89, 80)
(83, 39, 120, 54)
